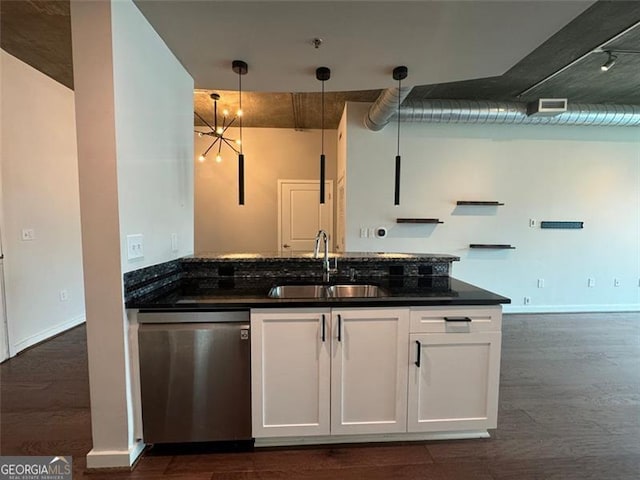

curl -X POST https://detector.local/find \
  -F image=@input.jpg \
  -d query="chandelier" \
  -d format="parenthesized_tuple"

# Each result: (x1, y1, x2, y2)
(194, 60, 248, 205)
(195, 92, 240, 163)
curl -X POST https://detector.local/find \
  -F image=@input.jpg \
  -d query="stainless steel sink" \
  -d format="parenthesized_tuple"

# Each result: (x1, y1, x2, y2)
(268, 285, 326, 299)
(327, 284, 386, 298)
(268, 284, 386, 299)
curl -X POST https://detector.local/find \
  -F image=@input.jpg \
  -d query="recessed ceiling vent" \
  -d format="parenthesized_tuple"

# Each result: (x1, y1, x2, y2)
(527, 98, 568, 117)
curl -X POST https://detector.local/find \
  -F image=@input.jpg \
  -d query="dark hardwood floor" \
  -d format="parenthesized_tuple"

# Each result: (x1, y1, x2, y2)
(1, 313, 638, 479)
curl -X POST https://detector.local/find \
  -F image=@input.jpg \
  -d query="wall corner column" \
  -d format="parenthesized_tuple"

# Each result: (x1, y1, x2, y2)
(70, 0, 141, 468)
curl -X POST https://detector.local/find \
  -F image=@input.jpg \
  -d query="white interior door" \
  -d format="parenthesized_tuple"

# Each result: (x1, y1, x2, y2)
(278, 180, 333, 253)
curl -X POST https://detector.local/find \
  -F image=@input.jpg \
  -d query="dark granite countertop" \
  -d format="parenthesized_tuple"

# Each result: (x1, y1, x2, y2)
(128, 276, 510, 311)
(181, 252, 461, 262)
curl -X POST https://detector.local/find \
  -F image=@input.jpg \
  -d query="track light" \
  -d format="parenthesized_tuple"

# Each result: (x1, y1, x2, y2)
(600, 51, 617, 72)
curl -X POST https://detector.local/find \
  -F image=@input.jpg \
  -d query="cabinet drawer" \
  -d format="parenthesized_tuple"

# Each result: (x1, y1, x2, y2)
(410, 306, 501, 333)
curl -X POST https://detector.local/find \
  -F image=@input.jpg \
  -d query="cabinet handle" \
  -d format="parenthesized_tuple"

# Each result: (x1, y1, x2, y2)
(444, 316, 472, 322)
(415, 340, 421, 367)
(337, 314, 342, 342)
(321, 314, 326, 342)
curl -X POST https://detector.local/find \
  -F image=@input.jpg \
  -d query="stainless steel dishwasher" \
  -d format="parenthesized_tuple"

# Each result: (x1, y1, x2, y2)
(138, 310, 251, 443)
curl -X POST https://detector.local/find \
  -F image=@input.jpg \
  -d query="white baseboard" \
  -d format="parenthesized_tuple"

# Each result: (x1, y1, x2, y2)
(86, 440, 145, 469)
(504, 304, 640, 314)
(255, 430, 490, 448)
(11, 314, 86, 356)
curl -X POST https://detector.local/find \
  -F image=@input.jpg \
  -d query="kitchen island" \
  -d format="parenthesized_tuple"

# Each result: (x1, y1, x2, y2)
(125, 253, 509, 447)
(125, 252, 508, 309)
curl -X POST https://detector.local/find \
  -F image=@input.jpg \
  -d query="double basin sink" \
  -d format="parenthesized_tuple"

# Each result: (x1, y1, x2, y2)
(269, 283, 386, 299)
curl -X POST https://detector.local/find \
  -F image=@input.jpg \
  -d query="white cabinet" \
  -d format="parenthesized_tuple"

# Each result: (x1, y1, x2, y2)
(251, 309, 331, 438)
(407, 307, 502, 433)
(252, 305, 503, 442)
(251, 308, 409, 438)
(330, 309, 409, 435)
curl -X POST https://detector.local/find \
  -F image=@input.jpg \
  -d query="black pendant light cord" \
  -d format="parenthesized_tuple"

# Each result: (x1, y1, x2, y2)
(238, 69, 244, 204)
(320, 77, 325, 204)
(397, 77, 401, 157)
(239, 71, 243, 155)
(321, 77, 325, 156)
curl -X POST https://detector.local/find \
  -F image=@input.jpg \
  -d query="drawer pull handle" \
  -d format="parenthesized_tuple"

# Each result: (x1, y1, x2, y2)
(337, 314, 342, 342)
(444, 316, 472, 322)
(415, 340, 421, 367)
(321, 314, 326, 342)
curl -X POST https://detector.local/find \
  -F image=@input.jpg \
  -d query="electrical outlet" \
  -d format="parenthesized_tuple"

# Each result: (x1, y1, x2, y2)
(537, 279, 545, 288)
(171, 233, 179, 252)
(524, 296, 531, 305)
(21, 228, 36, 241)
(529, 219, 537, 228)
(613, 278, 620, 287)
(59, 289, 68, 302)
(127, 234, 144, 260)
(587, 277, 595, 288)
(368, 228, 376, 238)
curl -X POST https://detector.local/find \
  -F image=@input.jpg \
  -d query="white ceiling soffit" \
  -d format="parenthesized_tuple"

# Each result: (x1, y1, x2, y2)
(134, 0, 595, 93)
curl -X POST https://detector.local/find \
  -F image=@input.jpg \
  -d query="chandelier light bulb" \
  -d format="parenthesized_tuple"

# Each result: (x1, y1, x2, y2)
(237, 109, 243, 117)
(236, 139, 242, 146)
(198, 132, 203, 137)
(198, 154, 206, 163)
(223, 109, 229, 116)
(216, 127, 224, 134)
(216, 154, 223, 163)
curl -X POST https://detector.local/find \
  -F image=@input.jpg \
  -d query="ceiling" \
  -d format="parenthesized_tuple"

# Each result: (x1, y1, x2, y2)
(2, 1, 640, 129)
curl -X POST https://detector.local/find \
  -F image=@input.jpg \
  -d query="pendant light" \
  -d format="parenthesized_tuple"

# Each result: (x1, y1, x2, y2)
(316, 66, 330, 204)
(232, 60, 248, 205)
(393, 66, 408, 205)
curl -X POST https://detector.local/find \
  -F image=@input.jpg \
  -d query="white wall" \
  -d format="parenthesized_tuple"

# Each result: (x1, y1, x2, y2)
(344, 102, 640, 313)
(0, 50, 85, 355)
(195, 128, 336, 252)
(71, 0, 193, 468)
(113, 3, 194, 273)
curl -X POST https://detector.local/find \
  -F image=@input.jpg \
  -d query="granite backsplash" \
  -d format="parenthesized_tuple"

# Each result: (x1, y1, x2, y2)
(124, 253, 459, 303)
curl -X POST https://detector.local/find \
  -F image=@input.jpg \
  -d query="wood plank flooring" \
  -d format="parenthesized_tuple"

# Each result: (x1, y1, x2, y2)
(1, 312, 638, 479)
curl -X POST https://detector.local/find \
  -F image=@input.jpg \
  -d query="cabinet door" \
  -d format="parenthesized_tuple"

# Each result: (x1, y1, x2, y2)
(331, 308, 409, 435)
(408, 332, 501, 433)
(251, 309, 331, 438)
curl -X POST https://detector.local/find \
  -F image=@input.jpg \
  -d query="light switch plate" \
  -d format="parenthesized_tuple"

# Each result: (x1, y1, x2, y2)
(171, 233, 179, 252)
(127, 234, 144, 260)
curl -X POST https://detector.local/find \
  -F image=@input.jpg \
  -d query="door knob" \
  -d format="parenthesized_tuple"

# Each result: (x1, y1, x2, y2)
(283, 244, 291, 248)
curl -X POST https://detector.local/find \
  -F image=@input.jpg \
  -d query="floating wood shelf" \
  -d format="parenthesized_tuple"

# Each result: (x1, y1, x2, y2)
(469, 244, 516, 249)
(456, 201, 504, 206)
(396, 218, 443, 224)
(540, 221, 584, 229)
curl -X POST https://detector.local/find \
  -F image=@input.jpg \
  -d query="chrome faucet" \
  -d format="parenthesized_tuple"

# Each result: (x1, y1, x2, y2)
(313, 230, 337, 281)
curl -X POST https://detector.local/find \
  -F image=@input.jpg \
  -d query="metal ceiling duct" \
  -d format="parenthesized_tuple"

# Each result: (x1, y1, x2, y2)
(365, 96, 640, 128)
(363, 86, 413, 131)
(399, 100, 640, 126)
